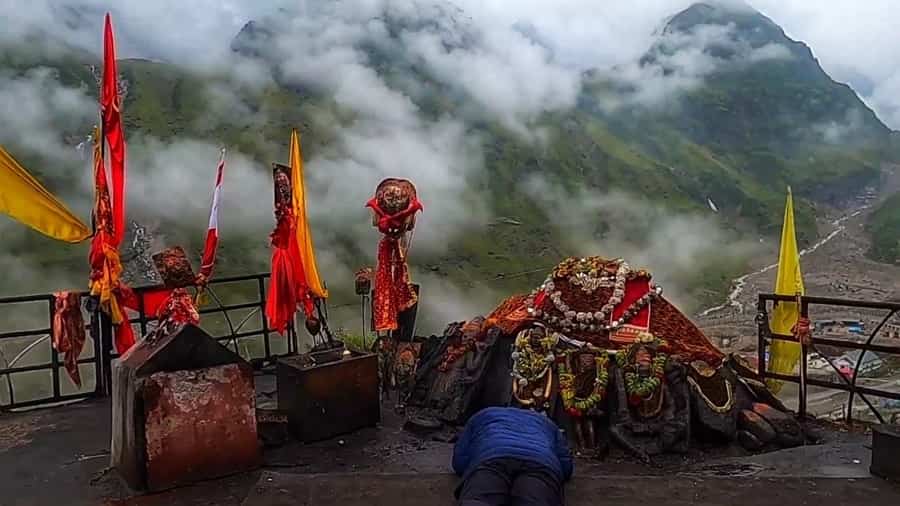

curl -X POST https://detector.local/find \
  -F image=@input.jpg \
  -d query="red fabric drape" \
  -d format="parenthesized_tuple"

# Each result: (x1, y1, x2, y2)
(372, 236, 417, 332)
(266, 247, 297, 335)
(610, 278, 651, 328)
(88, 126, 134, 355)
(155, 288, 200, 326)
(102, 13, 126, 247)
(52, 292, 86, 387)
(366, 197, 422, 332)
(265, 212, 314, 335)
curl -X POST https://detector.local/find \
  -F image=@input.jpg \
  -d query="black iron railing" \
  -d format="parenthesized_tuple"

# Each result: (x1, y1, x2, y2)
(0, 272, 296, 411)
(757, 293, 900, 423)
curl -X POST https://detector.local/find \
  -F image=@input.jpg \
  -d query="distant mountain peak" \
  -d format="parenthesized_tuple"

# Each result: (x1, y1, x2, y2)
(231, 20, 276, 58)
(661, 1, 785, 49)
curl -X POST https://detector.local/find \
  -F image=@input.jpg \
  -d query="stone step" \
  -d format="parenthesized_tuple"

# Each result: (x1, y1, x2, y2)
(242, 471, 900, 506)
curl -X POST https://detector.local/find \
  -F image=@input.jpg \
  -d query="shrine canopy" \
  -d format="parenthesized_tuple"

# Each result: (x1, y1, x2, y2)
(486, 256, 725, 366)
(0, 144, 90, 243)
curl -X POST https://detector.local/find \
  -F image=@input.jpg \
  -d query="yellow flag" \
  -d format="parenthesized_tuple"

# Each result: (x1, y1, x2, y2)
(767, 187, 804, 393)
(0, 145, 90, 243)
(290, 129, 328, 298)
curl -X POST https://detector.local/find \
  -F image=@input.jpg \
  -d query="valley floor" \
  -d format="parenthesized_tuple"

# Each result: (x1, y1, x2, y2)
(696, 165, 900, 420)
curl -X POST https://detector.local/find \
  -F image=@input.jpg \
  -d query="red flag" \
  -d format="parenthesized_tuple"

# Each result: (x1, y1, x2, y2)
(88, 125, 134, 355)
(102, 13, 127, 247)
(199, 150, 225, 281)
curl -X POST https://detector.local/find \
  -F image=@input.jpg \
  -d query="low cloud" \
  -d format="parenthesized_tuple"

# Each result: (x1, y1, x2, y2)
(522, 176, 760, 311)
(597, 23, 793, 109)
(0, 69, 96, 166)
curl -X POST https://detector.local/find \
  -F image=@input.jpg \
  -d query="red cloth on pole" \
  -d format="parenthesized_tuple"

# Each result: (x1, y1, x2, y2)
(102, 13, 127, 247)
(88, 122, 134, 355)
(265, 213, 315, 334)
(372, 236, 417, 332)
(266, 246, 297, 335)
(366, 197, 422, 332)
(52, 292, 86, 388)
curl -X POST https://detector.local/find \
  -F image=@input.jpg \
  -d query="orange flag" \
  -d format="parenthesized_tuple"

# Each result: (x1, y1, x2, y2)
(290, 129, 328, 298)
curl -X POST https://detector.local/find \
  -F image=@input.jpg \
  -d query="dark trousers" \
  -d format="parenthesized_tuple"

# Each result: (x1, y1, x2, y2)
(456, 457, 564, 506)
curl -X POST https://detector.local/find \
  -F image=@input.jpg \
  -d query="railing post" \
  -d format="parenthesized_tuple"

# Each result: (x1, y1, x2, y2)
(756, 296, 767, 380)
(99, 310, 114, 397)
(257, 276, 275, 357)
(48, 296, 61, 400)
(799, 298, 809, 419)
(137, 290, 148, 338)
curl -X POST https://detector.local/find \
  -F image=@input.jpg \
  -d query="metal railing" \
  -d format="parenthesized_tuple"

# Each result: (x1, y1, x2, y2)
(757, 293, 900, 423)
(0, 272, 296, 411)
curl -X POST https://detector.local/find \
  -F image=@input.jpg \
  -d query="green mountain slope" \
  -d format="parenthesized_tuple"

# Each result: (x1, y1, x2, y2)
(1, 1, 897, 312)
(868, 191, 900, 263)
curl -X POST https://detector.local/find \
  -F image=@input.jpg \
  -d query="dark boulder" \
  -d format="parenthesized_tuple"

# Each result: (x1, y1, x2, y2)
(737, 430, 765, 451)
(738, 409, 777, 444)
(751, 402, 804, 447)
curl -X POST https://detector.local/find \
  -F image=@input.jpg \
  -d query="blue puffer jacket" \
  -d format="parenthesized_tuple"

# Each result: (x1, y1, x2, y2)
(452, 407, 573, 481)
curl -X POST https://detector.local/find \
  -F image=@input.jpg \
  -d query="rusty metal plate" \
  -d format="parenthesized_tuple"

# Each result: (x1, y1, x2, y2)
(142, 363, 260, 491)
(278, 353, 380, 442)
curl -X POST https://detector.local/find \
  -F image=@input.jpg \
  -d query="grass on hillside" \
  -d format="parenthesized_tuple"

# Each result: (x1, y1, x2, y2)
(867, 192, 900, 264)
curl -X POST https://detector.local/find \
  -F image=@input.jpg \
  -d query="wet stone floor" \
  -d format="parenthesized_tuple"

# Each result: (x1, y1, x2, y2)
(1, 378, 899, 505)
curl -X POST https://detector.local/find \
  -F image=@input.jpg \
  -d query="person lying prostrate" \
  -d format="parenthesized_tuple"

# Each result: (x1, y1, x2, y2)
(452, 406, 573, 506)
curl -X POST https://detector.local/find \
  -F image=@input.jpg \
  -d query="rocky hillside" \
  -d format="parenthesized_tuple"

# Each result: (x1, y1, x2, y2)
(0, 1, 897, 311)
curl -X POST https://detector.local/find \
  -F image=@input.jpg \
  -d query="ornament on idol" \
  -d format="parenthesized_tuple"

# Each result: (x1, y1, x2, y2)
(558, 350, 609, 418)
(524, 256, 661, 333)
(511, 324, 557, 411)
(615, 331, 669, 405)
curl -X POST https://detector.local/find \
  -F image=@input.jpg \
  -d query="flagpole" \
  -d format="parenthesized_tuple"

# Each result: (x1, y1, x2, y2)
(195, 147, 227, 306)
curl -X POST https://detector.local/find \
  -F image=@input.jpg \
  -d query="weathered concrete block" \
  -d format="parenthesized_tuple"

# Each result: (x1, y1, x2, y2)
(143, 364, 259, 490)
(111, 324, 260, 492)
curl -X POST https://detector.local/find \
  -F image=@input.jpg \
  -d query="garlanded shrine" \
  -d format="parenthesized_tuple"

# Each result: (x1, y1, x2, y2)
(407, 255, 806, 460)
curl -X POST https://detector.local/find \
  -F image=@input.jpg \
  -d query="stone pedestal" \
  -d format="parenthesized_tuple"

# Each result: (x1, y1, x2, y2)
(111, 324, 260, 492)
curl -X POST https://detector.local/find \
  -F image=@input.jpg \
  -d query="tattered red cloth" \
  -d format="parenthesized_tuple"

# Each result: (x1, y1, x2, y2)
(101, 14, 127, 246)
(88, 125, 134, 355)
(155, 288, 200, 326)
(52, 292, 86, 387)
(265, 188, 314, 335)
(366, 197, 422, 332)
(138, 287, 174, 317)
(266, 214, 299, 335)
(485, 294, 534, 336)
(372, 236, 418, 332)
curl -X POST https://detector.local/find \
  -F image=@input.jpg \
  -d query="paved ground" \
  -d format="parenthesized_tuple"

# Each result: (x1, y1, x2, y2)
(0, 391, 897, 505)
(243, 472, 900, 506)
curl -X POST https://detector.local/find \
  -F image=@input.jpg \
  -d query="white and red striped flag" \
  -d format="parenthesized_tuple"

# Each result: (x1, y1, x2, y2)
(199, 149, 225, 281)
